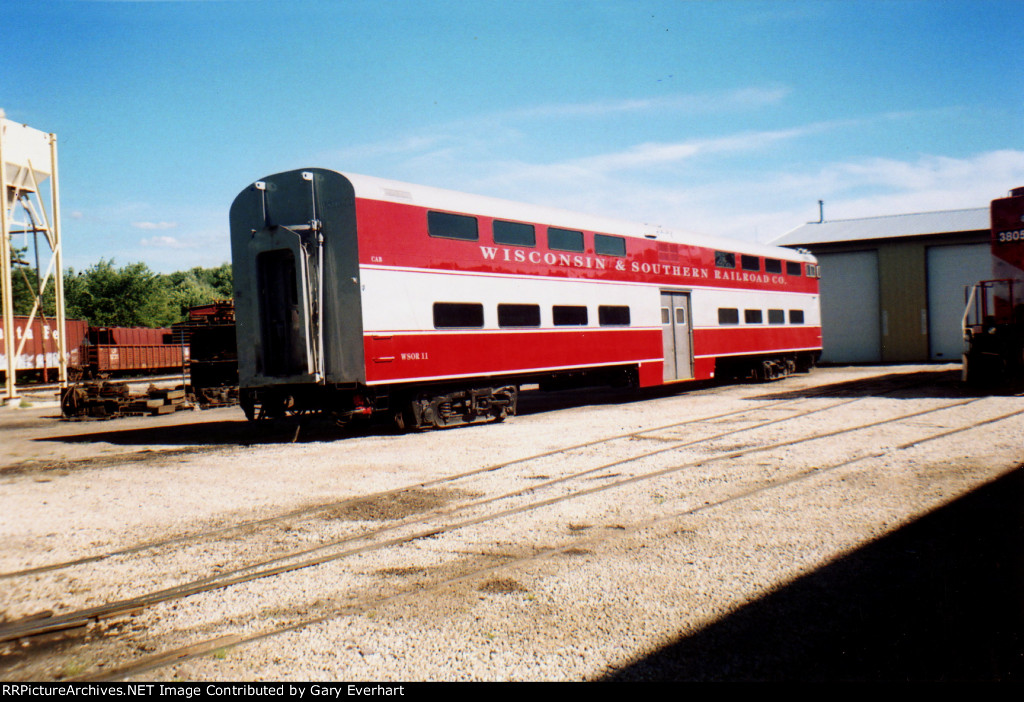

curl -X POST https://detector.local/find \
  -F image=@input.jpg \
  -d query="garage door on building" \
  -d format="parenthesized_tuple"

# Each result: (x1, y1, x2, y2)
(926, 243, 992, 361)
(816, 251, 881, 363)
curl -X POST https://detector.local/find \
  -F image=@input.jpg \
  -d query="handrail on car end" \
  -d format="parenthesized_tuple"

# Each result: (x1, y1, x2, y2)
(964, 279, 1017, 334)
(961, 283, 979, 336)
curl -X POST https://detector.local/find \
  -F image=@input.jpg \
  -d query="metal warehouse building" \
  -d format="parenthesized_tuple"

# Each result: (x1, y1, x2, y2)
(772, 208, 990, 364)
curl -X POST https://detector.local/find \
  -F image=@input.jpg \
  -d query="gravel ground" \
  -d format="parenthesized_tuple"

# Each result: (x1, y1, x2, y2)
(0, 364, 1021, 682)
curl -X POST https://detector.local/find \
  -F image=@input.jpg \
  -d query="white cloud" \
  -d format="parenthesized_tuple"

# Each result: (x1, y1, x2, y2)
(328, 134, 454, 162)
(319, 100, 1022, 248)
(140, 235, 189, 248)
(567, 125, 816, 173)
(507, 86, 792, 120)
(322, 86, 793, 173)
(830, 150, 1024, 205)
(716, 150, 1024, 227)
(694, 150, 1024, 241)
(132, 221, 178, 230)
(462, 148, 1024, 245)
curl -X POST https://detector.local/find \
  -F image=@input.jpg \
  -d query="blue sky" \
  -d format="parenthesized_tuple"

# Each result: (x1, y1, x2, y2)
(2, 0, 1022, 273)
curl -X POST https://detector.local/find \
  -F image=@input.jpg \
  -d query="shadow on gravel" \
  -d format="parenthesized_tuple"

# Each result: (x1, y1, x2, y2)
(34, 418, 351, 447)
(33, 383, 725, 447)
(601, 467, 1024, 682)
(515, 382, 720, 418)
(752, 369, 978, 401)
(30, 368, 995, 448)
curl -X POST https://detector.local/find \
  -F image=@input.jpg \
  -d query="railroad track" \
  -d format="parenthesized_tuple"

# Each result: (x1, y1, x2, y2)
(2, 371, 1017, 680)
(12, 375, 190, 396)
(70, 396, 1022, 681)
(0, 370, 942, 581)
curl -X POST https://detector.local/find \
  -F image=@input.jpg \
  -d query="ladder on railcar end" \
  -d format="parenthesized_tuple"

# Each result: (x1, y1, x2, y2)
(252, 172, 325, 384)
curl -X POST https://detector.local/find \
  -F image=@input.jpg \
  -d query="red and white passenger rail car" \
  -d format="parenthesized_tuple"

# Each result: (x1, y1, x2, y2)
(230, 169, 821, 428)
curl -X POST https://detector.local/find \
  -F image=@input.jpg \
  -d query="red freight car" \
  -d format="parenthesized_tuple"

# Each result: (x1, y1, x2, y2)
(0, 316, 88, 380)
(85, 326, 189, 376)
(1, 318, 190, 381)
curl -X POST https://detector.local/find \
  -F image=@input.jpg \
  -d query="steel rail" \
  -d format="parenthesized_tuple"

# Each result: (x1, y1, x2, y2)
(71, 401, 1023, 682)
(0, 370, 937, 580)
(0, 392, 991, 647)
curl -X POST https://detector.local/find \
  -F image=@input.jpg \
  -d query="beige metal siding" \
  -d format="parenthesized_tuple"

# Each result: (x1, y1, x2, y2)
(878, 242, 928, 362)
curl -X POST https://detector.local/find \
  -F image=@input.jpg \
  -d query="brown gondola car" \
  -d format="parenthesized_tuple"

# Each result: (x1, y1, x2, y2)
(85, 325, 188, 377)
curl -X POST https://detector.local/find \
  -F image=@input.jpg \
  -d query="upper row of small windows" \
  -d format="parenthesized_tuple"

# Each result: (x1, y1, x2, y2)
(427, 211, 810, 274)
(427, 210, 626, 256)
(714, 250, 813, 277)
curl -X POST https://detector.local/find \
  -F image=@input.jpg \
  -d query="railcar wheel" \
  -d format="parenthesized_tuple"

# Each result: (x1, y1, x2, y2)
(494, 385, 518, 421)
(240, 391, 257, 421)
(392, 406, 412, 432)
(60, 385, 87, 418)
(964, 351, 1005, 388)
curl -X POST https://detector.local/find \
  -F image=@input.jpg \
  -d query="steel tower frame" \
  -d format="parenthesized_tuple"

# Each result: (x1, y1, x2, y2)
(1, 114, 66, 402)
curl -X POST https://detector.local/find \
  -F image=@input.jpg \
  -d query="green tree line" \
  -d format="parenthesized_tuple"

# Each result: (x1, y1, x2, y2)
(7, 249, 232, 327)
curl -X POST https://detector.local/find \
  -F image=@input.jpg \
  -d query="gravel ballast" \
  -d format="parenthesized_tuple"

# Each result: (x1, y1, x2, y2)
(0, 364, 1021, 682)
